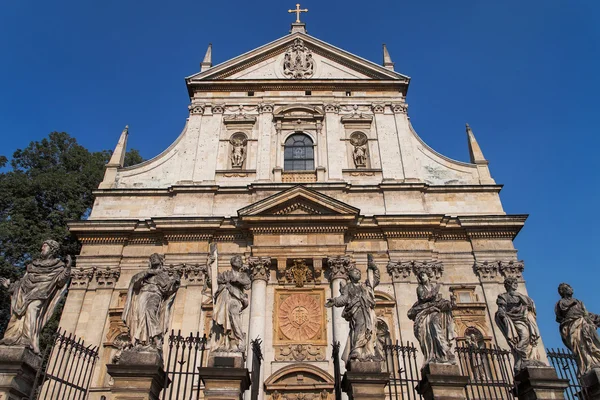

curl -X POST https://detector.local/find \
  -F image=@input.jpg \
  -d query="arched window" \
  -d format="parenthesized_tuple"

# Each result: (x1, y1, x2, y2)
(284, 133, 314, 171)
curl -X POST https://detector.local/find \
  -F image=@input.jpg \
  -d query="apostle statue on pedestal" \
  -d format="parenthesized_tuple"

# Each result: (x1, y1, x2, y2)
(122, 253, 180, 351)
(555, 283, 600, 375)
(0, 240, 71, 354)
(495, 277, 545, 372)
(407, 269, 456, 368)
(209, 254, 251, 353)
(325, 254, 382, 365)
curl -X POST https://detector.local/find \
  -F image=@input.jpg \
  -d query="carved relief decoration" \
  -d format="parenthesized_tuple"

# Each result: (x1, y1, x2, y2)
(96, 266, 121, 286)
(326, 255, 354, 281)
(285, 259, 314, 287)
(230, 132, 248, 168)
(265, 364, 334, 400)
(473, 260, 525, 281)
(386, 260, 443, 282)
(349, 131, 368, 168)
(275, 289, 326, 345)
(188, 103, 204, 115)
(70, 267, 96, 288)
(283, 39, 315, 79)
(274, 344, 326, 362)
(248, 257, 272, 282)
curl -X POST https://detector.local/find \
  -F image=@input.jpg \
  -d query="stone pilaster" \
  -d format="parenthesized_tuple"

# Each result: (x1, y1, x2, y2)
(0, 346, 41, 400)
(416, 363, 468, 400)
(327, 255, 352, 385)
(246, 256, 271, 400)
(107, 350, 166, 400)
(514, 366, 569, 400)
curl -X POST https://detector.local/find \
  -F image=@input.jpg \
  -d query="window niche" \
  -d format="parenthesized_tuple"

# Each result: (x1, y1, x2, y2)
(229, 132, 248, 169)
(283, 133, 315, 171)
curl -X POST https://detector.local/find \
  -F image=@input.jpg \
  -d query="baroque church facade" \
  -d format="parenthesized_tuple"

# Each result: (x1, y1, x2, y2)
(63, 18, 540, 400)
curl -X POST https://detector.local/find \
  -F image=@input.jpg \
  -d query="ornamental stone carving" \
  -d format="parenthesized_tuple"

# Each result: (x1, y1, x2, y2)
(349, 132, 368, 168)
(473, 261, 499, 281)
(323, 104, 339, 113)
(188, 103, 204, 115)
(230, 133, 248, 168)
(326, 255, 353, 281)
(283, 38, 315, 79)
(70, 266, 96, 288)
(279, 293, 322, 341)
(285, 259, 313, 287)
(473, 260, 525, 281)
(386, 260, 444, 282)
(212, 104, 224, 114)
(96, 266, 121, 286)
(371, 103, 385, 114)
(275, 344, 326, 362)
(248, 257, 272, 282)
(258, 103, 274, 113)
(391, 103, 408, 114)
(499, 260, 525, 279)
(182, 264, 208, 285)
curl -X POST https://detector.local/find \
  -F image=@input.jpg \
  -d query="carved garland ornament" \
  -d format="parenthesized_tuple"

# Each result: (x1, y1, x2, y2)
(283, 39, 315, 79)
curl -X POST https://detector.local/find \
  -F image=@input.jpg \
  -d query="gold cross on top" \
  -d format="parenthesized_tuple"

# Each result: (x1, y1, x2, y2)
(288, 3, 308, 23)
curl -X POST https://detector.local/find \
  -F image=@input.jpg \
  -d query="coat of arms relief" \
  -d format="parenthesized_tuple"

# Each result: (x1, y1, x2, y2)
(283, 38, 315, 79)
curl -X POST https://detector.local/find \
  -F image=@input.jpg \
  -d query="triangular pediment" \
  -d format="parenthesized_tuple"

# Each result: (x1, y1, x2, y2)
(187, 32, 409, 83)
(237, 186, 359, 217)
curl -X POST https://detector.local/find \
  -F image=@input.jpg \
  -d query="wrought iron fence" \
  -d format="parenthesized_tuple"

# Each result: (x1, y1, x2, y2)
(384, 341, 423, 400)
(162, 330, 207, 400)
(250, 337, 263, 400)
(547, 348, 588, 400)
(30, 329, 99, 400)
(456, 343, 515, 399)
(332, 341, 342, 400)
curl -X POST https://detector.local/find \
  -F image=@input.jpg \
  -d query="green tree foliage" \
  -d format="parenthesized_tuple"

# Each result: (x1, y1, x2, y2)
(0, 132, 143, 350)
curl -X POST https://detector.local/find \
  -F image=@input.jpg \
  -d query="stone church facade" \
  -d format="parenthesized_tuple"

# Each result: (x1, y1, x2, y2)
(63, 20, 541, 399)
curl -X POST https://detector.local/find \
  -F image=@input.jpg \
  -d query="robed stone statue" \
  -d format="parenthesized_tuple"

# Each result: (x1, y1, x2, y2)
(407, 269, 456, 368)
(555, 283, 600, 375)
(209, 254, 251, 353)
(0, 240, 71, 354)
(122, 253, 180, 351)
(495, 277, 545, 372)
(325, 255, 382, 365)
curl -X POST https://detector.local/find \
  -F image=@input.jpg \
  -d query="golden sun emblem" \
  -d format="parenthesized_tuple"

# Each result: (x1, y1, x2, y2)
(279, 293, 321, 341)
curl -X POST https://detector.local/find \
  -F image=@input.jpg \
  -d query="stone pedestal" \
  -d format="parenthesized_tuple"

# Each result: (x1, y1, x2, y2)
(581, 368, 600, 399)
(106, 350, 167, 400)
(514, 366, 569, 400)
(198, 353, 250, 400)
(416, 363, 468, 400)
(341, 361, 389, 400)
(0, 346, 42, 400)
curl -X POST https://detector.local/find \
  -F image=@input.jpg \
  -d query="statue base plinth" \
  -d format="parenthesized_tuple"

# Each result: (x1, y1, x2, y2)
(581, 368, 600, 399)
(416, 363, 468, 400)
(514, 366, 569, 400)
(107, 349, 167, 400)
(198, 359, 250, 400)
(207, 351, 245, 368)
(0, 346, 42, 400)
(342, 360, 389, 400)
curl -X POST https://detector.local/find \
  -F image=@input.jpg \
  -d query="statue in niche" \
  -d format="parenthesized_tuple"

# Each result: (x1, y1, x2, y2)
(350, 132, 368, 168)
(555, 283, 600, 375)
(122, 253, 180, 352)
(0, 240, 71, 354)
(407, 269, 457, 368)
(209, 254, 251, 353)
(325, 254, 382, 365)
(230, 134, 247, 168)
(495, 277, 545, 372)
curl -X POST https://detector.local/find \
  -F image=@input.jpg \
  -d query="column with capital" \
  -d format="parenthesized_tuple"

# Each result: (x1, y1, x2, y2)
(326, 255, 351, 397)
(246, 257, 271, 400)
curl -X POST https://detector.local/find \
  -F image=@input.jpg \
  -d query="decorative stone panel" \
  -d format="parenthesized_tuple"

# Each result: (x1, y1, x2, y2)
(274, 288, 326, 345)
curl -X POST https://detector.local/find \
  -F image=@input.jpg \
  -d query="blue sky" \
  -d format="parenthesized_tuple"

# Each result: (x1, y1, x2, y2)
(1, 0, 598, 349)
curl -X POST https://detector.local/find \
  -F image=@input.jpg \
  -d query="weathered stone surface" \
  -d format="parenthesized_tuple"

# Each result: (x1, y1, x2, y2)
(198, 366, 250, 400)
(581, 368, 600, 399)
(342, 362, 389, 400)
(0, 346, 42, 400)
(107, 350, 166, 400)
(514, 366, 569, 400)
(416, 363, 468, 400)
